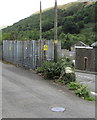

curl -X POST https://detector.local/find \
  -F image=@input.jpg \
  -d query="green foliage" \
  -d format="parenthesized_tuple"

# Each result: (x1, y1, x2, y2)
(42, 30, 54, 40)
(85, 97, 96, 101)
(2, 1, 96, 49)
(67, 81, 95, 101)
(60, 57, 75, 70)
(36, 57, 75, 81)
(93, 23, 97, 32)
(75, 85, 89, 99)
(77, 21, 84, 29)
(61, 73, 76, 84)
(67, 82, 81, 90)
(36, 67, 44, 73)
(36, 57, 95, 101)
(59, 57, 76, 84)
(2, 33, 10, 40)
(37, 61, 62, 79)
(94, 2, 97, 23)
(62, 21, 80, 34)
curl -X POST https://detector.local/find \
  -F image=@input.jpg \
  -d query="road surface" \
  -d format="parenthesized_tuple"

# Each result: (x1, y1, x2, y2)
(2, 63, 95, 118)
(0, 62, 2, 119)
(76, 72, 96, 93)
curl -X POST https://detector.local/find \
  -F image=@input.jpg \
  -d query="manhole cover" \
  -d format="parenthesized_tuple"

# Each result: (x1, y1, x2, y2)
(51, 107, 65, 112)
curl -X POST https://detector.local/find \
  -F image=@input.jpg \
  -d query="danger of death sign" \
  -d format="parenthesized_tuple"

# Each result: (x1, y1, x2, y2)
(43, 45, 48, 51)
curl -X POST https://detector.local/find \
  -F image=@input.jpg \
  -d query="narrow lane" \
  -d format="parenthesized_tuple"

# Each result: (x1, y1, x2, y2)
(2, 63, 95, 118)
(76, 72, 96, 92)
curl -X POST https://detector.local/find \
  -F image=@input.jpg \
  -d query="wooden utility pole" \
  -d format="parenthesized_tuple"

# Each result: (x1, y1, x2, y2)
(39, 1, 46, 64)
(54, 0, 58, 62)
(40, 1, 42, 40)
(39, 1, 42, 66)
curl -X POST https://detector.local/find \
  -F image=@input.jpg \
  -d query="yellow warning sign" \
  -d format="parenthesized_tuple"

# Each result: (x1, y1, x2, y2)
(43, 45, 48, 51)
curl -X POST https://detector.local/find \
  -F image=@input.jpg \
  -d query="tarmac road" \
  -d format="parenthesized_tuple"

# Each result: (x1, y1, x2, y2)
(2, 63, 95, 118)
(76, 72, 96, 93)
(0, 62, 2, 119)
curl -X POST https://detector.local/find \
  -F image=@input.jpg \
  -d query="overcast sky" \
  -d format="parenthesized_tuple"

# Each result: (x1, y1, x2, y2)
(0, 0, 77, 26)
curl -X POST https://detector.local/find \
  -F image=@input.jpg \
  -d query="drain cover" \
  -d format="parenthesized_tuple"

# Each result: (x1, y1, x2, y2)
(51, 107, 65, 112)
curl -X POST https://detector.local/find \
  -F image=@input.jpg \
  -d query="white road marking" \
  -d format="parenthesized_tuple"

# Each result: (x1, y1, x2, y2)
(77, 75, 94, 80)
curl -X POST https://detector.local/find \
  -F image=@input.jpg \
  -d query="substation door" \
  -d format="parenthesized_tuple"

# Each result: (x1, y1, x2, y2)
(84, 57, 88, 70)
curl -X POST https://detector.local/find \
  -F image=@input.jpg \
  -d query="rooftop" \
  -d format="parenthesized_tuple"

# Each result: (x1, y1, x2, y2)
(91, 42, 97, 47)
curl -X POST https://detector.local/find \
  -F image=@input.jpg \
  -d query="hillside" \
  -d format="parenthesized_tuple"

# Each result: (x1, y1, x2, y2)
(2, 1, 97, 50)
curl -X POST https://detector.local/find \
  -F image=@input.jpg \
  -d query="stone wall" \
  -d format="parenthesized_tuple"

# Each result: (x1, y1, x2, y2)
(75, 47, 97, 72)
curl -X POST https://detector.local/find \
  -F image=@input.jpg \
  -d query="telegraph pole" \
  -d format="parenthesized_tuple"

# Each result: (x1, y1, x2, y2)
(54, 0, 58, 62)
(38, 1, 42, 66)
(40, 1, 42, 40)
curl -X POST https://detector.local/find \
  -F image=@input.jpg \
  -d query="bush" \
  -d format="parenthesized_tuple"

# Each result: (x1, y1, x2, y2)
(36, 61, 62, 79)
(93, 23, 97, 32)
(36, 67, 44, 73)
(61, 57, 75, 69)
(60, 73, 75, 84)
(67, 81, 95, 101)
(59, 57, 76, 84)
(85, 97, 95, 101)
(67, 82, 81, 90)
(63, 21, 80, 34)
(78, 21, 84, 29)
(36, 57, 75, 82)
(75, 85, 89, 99)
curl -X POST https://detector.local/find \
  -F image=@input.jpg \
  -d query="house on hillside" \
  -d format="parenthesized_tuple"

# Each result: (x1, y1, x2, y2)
(75, 42, 97, 72)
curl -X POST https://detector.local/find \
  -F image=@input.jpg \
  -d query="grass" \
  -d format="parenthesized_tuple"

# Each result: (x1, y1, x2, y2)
(85, 97, 96, 101)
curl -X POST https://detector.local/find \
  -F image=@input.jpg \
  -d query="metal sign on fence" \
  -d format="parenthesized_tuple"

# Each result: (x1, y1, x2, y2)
(43, 45, 48, 51)
(3, 40, 61, 69)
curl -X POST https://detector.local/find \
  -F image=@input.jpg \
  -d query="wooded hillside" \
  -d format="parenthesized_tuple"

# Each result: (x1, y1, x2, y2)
(2, 1, 97, 50)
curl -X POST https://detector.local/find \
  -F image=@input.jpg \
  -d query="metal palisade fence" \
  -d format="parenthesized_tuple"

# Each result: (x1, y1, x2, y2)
(3, 40, 61, 69)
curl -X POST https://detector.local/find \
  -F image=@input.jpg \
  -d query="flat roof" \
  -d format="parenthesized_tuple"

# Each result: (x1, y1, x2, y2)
(75, 46, 93, 49)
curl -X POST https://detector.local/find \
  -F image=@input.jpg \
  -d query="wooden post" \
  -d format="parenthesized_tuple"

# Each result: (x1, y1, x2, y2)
(39, 1, 42, 66)
(40, 1, 42, 40)
(54, 0, 58, 62)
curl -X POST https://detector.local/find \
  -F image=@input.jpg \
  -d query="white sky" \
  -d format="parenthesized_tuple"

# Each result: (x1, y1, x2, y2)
(0, 0, 77, 26)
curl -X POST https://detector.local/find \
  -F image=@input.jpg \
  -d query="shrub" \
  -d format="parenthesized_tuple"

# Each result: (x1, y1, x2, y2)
(67, 81, 95, 101)
(59, 57, 76, 84)
(36, 57, 75, 82)
(75, 85, 89, 99)
(61, 57, 75, 70)
(61, 73, 75, 84)
(85, 97, 96, 101)
(78, 21, 84, 29)
(67, 82, 81, 90)
(93, 23, 97, 32)
(63, 21, 80, 34)
(39, 61, 62, 79)
(36, 67, 44, 73)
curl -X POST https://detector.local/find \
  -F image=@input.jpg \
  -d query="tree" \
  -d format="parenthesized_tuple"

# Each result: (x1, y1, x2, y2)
(63, 21, 80, 34)
(93, 23, 97, 32)
(78, 21, 84, 29)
